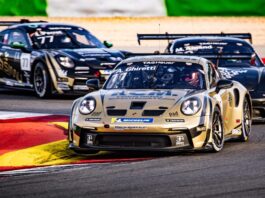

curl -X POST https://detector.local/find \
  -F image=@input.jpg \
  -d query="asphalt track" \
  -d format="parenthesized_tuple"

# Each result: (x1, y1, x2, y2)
(0, 87, 265, 197)
(0, 48, 265, 197)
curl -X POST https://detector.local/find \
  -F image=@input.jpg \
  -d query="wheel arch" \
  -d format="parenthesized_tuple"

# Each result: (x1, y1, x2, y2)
(30, 57, 49, 83)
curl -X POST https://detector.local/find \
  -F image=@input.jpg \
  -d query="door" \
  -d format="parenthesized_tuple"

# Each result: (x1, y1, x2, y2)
(207, 62, 233, 134)
(0, 29, 32, 87)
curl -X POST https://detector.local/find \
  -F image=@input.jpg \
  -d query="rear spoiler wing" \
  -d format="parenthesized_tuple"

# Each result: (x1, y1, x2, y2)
(137, 33, 253, 45)
(0, 19, 47, 27)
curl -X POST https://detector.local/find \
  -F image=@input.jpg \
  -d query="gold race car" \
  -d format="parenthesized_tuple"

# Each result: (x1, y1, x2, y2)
(68, 55, 252, 154)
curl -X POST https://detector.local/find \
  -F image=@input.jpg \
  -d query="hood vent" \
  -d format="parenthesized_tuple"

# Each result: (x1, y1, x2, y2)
(130, 101, 146, 110)
(142, 110, 165, 116)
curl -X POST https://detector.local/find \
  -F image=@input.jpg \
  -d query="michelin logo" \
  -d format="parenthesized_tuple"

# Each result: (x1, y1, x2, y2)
(111, 118, 153, 123)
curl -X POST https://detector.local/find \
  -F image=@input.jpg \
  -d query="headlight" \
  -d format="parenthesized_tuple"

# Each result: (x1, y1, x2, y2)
(57, 56, 75, 68)
(109, 57, 123, 62)
(79, 97, 96, 115)
(181, 97, 201, 115)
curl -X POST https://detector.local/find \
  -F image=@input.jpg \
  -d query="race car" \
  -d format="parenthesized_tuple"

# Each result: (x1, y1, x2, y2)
(0, 19, 125, 98)
(68, 55, 252, 154)
(137, 33, 265, 120)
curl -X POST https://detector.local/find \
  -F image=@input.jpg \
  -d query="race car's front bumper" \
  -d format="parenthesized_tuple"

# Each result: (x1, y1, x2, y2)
(69, 125, 210, 152)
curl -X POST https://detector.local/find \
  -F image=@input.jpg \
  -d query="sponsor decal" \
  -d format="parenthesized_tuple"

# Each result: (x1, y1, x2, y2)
(175, 135, 185, 146)
(0, 59, 23, 82)
(48, 27, 72, 30)
(169, 111, 178, 117)
(85, 118, 101, 122)
(175, 45, 213, 53)
(114, 126, 146, 130)
(109, 90, 177, 100)
(219, 68, 248, 79)
(73, 85, 88, 90)
(91, 112, 102, 116)
(165, 119, 184, 123)
(111, 118, 153, 123)
(199, 42, 228, 45)
(232, 129, 241, 135)
(143, 61, 175, 65)
(125, 66, 156, 72)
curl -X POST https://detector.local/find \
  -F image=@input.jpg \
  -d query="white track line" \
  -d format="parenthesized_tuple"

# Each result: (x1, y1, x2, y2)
(0, 111, 49, 120)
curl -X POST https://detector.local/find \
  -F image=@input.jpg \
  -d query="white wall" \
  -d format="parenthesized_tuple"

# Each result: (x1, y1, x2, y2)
(47, 0, 167, 17)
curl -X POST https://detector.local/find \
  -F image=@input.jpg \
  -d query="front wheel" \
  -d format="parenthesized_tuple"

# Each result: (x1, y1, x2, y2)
(33, 62, 52, 98)
(239, 98, 252, 142)
(211, 107, 224, 152)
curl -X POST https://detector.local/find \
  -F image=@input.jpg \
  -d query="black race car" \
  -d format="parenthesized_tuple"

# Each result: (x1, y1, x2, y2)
(0, 20, 125, 98)
(137, 33, 265, 120)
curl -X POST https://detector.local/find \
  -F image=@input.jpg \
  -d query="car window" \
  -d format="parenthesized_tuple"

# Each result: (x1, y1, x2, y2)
(0, 30, 9, 44)
(8, 30, 28, 47)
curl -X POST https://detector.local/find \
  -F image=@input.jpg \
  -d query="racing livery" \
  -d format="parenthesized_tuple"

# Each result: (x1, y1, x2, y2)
(0, 20, 125, 98)
(137, 33, 265, 120)
(68, 55, 252, 153)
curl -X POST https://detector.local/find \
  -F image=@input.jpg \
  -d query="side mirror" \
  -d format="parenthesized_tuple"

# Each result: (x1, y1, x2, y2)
(216, 79, 233, 93)
(103, 40, 113, 48)
(10, 42, 31, 53)
(86, 79, 100, 91)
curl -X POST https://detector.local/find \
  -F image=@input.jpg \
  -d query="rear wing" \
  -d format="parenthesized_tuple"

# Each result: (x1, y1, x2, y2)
(125, 52, 253, 59)
(137, 33, 252, 45)
(0, 19, 47, 27)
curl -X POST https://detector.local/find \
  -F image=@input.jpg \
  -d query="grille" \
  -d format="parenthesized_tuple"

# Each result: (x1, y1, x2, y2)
(107, 109, 127, 116)
(74, 79, 87, 86)
(96, 134, 171, 148)
(142, 110, 165, 116)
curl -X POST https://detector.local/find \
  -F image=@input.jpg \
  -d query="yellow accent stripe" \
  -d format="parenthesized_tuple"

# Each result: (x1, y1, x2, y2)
(0, 140, 100, 167)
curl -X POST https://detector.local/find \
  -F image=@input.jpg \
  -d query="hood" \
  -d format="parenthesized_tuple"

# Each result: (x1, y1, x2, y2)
(95, 89, 196, 117)
(219, 66, 263, 90)
(57, 48, 124, 61)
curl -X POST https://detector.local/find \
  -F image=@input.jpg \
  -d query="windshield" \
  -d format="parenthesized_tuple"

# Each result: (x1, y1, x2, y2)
(104, 61, 206, 90)
(28, 26, 105, 49)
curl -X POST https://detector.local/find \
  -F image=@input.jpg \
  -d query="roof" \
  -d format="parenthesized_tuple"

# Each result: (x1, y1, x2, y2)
(7, 22, 83, 31)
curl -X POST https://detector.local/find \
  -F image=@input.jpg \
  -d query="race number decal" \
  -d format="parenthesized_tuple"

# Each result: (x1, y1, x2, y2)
(20, 53, 31, 71)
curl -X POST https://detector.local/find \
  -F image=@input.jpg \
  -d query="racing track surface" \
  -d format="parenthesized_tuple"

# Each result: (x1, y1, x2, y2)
(0, 123, 265, 197)
(1, 47, 265, 197)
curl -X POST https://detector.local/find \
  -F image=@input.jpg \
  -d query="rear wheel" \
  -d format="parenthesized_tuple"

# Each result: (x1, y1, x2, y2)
(239, 98, 252, 142)
(33, 62, 52, 98)
(211, 107, 224, 152)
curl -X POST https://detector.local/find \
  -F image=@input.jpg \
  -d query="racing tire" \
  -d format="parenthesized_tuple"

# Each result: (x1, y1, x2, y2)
(33, 62, 52, 98)
(239, 97, 252, 142)
(211, 107, 224, 152)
